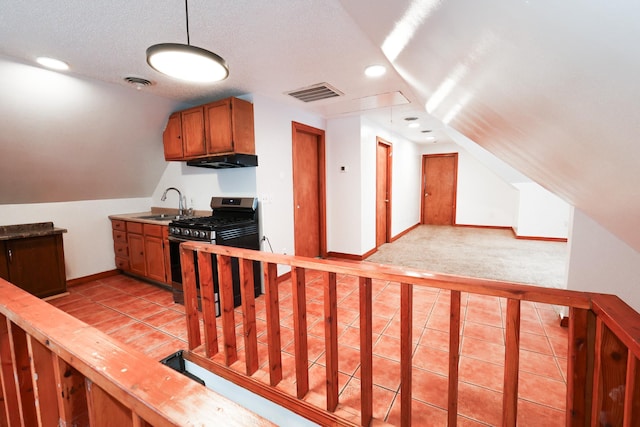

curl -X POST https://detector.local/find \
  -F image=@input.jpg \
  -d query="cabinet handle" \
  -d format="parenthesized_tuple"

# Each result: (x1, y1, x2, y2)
(8, 249, 12, 263)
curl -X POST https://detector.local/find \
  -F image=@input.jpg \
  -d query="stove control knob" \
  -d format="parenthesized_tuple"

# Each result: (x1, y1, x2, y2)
(200, 231, 207, 239)
(183, 229, 190, 236)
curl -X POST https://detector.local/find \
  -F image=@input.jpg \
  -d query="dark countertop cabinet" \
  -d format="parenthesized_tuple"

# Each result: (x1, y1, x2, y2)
(0, 222, 67, 298)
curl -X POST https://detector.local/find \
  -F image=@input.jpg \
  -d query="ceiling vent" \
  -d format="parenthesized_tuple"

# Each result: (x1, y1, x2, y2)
(287, 83, 343, 102)
(124, 76, 153, 89)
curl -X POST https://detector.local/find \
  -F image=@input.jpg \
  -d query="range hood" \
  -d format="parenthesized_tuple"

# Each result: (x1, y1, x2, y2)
(186, 154, 258, 169)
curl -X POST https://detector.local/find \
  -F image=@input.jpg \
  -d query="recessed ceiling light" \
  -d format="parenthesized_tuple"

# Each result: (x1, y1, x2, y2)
(408, 122, 420, 128)
(36, 57, 69, 71)
(404, 116, 419, 121)
(364, 64, 386, 77)
(421, 129, 432, 133)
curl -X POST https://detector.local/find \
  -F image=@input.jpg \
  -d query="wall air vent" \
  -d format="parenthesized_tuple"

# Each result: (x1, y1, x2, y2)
(287, 83, 343, 102)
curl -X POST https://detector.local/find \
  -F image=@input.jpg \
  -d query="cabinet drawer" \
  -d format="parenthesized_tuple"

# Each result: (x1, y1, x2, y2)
(144, 224, 164, 237)
(112, 230, 127, 243)
(127, 221, 143, 234)
(112, 219, 126, 231)
(114, 241, 128, 258)
(115, 257, 130, 271)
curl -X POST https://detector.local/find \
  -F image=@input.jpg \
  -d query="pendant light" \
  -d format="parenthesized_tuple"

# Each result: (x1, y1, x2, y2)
(146, 0, 228, 83)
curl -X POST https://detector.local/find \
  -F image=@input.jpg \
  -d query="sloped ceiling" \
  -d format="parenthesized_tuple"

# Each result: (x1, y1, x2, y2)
(0, 1, 639, 252)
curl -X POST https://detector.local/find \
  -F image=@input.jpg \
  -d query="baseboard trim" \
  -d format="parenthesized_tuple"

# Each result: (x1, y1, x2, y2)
(391, 223, 420, 242)
(66, 269, 120, 287)
(276, 271, 291, 284)
(455, 224, 512, 230)
(327, 247, 377, 261)
(511, 228, 568, 242)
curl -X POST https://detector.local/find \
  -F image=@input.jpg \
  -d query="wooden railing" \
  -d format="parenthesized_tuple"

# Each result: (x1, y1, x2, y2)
(0, 278, 274, 427)
(179, 242, 640, 427)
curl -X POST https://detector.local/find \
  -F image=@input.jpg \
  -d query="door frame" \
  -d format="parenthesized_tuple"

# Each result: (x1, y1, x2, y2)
(291, 121, 327, 258)
(421, 153, 458, 225)
(376, 137, 393, 246)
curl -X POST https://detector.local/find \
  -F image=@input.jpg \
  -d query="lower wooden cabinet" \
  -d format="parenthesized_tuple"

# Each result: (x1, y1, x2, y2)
(0, 235, 67, 298)
(111, 219, 170, 285)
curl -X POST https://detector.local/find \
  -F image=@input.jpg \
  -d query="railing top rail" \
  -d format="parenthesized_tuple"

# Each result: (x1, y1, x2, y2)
(591, 293, 640, 356)
(181, 242, 593, 309)
(0, 278, 275, 427)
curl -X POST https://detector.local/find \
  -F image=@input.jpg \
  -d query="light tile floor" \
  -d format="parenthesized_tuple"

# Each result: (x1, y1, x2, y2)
(49, 273, 568, 426)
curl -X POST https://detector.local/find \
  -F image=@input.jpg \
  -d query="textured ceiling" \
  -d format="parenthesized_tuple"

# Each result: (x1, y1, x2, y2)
(1, 0, 639, 252)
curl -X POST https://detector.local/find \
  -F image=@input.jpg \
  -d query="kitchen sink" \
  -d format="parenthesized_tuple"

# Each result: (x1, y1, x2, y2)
(138, 214, 183, 221)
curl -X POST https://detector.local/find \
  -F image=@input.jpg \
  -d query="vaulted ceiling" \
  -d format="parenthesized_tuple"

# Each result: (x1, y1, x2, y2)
(1, 1, 639, 252)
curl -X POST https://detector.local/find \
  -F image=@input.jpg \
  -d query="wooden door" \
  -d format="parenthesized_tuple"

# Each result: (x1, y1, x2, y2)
(421, 153, 458, 225)
(292, 122, 326, 258)
(376, 138, 392, 247)
(144, 236, 166, 283)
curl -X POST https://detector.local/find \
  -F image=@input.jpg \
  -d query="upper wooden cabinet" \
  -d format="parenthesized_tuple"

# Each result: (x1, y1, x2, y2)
(163, 97, 255, 161)
(163, 113, 183, 160)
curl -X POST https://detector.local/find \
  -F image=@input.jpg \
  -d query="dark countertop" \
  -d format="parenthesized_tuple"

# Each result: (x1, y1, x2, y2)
(0, 222, 67, 241)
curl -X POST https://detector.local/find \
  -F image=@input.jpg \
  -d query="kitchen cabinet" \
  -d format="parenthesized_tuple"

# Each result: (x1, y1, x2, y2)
(111, 219, 169, 285)
(143, 224, 166, 283)
(162, 113, 183, 160)
(204, 97, 255, 155)
(0, 224, 67, 298)
(181, 106, 206, 158)
(163, 96, 254, 161)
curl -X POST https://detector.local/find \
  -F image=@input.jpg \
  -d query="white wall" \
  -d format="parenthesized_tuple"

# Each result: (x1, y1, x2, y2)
(513, 182, 570, 239)
(0, 198, 151, 280)
(421, 142, 518, 227)
(566, 208, 640, 313)
(326, 116, 362, 255)
(326, 117, 422, 256)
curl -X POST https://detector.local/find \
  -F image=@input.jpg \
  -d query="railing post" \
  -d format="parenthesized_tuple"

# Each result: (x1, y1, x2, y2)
(566, 307, 594, 426)
(591, 318, 628, 426)
(359, 277, 373, 426)
(27, 335, 59, 426)
(180, 246, 201, 350)
(623, 355, 638, 426)
(217, 254, 238, 365)
(448, 290, 461, 427)
(8, 321, 37, 426)
(264, 262, 283, 386)
(52, 354, 89, 427)
(324, 272, 339, 412)
(239, 258, 259, 375)
(197, 251, 218, 358)
(291, 267, 309, 398)
(0, 316, 21, 426)
(400, 283, 413, 427)
(502, 298, 521, 427)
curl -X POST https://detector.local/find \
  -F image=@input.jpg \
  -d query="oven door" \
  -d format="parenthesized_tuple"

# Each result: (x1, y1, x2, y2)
(168, 236, 220, 314)
(167, 236, 189, 304)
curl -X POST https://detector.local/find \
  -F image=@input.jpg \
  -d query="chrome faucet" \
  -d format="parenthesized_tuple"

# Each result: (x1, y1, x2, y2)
(161, 187, 185, 216)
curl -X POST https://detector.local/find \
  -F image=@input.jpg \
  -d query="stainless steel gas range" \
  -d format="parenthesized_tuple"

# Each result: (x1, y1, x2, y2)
(167, 196, 261, 311)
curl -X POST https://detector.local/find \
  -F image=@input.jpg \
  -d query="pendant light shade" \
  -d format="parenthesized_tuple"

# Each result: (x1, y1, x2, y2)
(146, 0, 229, 83)
(147, 43, 228, 83)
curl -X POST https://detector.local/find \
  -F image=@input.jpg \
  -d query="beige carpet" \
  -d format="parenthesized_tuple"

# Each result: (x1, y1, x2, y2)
(365, 225, 568, 288)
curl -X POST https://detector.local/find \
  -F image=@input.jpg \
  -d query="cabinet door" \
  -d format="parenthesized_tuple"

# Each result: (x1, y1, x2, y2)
(181, 106, 206, 158)
(128, 233, 146, 276)
(0, 241, 8, 280)
(5, 235, 66, 298)
(144, 235, 166, 283)
(204, 99, 234, 154)
(163, 113, 183, 160)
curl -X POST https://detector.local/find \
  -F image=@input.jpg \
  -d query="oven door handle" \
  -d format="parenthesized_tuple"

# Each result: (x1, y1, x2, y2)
(168, 236, 192, 243)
